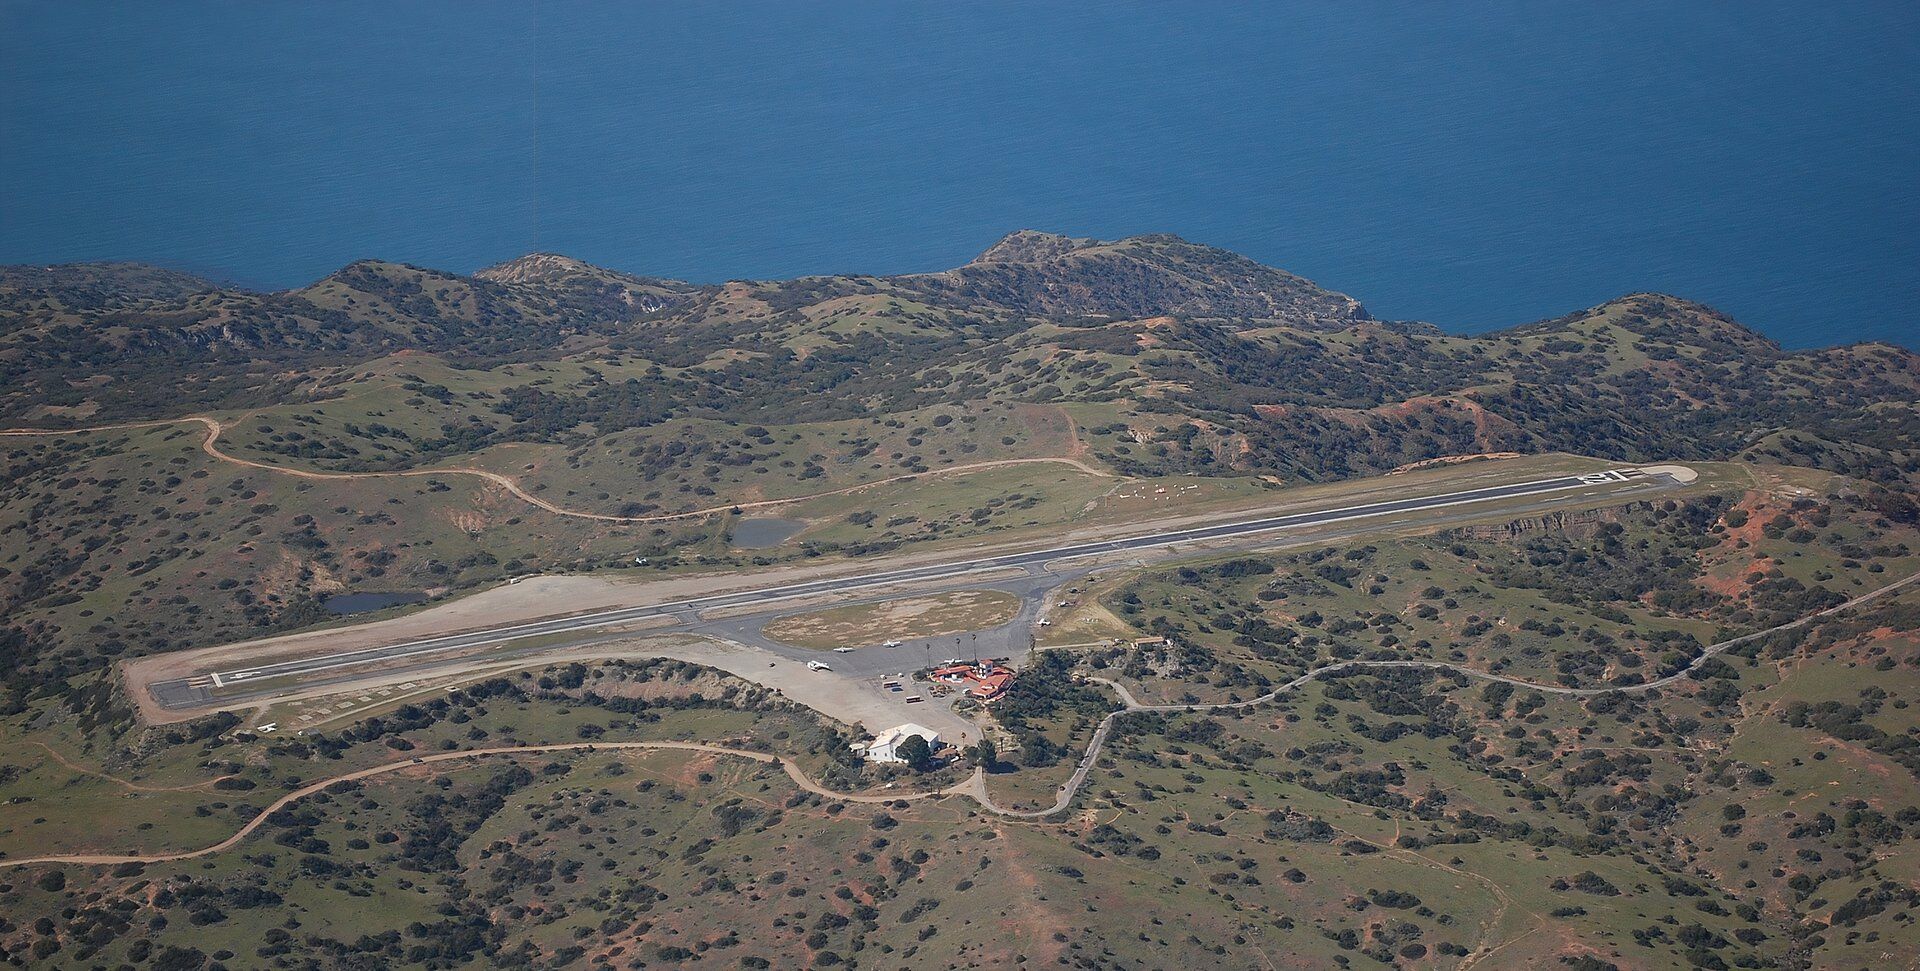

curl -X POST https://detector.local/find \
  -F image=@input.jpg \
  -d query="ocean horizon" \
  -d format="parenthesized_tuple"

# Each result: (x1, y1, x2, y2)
(4, 1, 1916, 348)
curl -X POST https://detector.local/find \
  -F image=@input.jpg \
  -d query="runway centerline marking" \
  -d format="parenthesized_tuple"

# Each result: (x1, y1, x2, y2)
(166, 467, 1685, 700)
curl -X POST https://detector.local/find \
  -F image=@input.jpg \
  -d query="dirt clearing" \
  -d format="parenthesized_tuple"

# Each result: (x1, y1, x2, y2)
(761, 589, 1022, 649)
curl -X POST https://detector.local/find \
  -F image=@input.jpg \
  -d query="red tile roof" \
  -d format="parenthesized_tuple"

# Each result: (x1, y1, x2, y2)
(930, 662, 1016, 700)
(968, 671, 1014, 700)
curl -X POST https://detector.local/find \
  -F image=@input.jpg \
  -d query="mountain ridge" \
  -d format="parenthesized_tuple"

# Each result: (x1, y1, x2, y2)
(1, 232, 1912, 498)
(896, 230, 1373, 328)
(8, 238, 1913, 359)
(2, 236, 1851, 352)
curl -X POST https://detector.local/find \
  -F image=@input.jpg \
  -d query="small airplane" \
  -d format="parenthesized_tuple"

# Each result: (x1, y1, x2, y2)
(881, 639, 902, 648)
(806, 660, 832, 671)
(1038, 619, 1053, 627)
(833, 647, 855, 653)
(254, 723, 278, 734)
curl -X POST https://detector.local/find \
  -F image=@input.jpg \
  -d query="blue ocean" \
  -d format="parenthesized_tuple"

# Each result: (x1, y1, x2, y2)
(3, 1, 1915, 348)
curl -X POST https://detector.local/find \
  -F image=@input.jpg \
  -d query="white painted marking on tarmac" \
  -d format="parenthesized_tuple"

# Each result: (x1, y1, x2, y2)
(192, 467, 1692, 689)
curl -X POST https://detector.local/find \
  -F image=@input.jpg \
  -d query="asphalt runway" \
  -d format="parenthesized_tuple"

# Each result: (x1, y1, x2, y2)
(148, 465, 1689, 711)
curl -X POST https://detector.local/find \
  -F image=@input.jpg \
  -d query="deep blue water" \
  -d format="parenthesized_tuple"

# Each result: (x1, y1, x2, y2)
(3, 2, 1916, 348)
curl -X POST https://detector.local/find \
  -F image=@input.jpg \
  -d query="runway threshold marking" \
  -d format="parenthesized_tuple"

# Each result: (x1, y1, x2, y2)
(180, 466, 1681, 694)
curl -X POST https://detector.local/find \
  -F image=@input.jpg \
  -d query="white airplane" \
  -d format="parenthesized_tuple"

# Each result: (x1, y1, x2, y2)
(254, 723, 278, 734)
(833, 647, 855, 653)
(1038, 619, 1053, 627)
(806, 660, 832, 671)
(881, 639, 902, 648)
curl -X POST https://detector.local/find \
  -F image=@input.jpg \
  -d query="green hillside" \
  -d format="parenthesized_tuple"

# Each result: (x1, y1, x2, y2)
(3, 233, 1915, 690)
(1, 232, 1917, 968)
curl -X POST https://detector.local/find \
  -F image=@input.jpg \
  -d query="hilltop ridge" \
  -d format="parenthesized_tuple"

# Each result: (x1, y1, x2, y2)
(1, 236, 1918, 971)
(474, 252, 698, 314)
(899, 230, 1372, 327)
(0, 261, 221, 317)
(0, 232, 1911, 497)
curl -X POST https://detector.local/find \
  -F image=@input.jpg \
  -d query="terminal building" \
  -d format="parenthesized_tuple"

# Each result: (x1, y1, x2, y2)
(931, 660, 1016, 702)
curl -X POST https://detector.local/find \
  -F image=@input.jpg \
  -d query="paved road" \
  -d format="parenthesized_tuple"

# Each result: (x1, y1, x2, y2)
(151, 465, 1686, 710)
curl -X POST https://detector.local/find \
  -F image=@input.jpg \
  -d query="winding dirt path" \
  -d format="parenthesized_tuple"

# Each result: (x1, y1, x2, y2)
(0, 417, 1111, 526)
(9, 562, 1910, 868)
(0, 741, 979, 869)
(980, 569, 1920, 818)
(24, 741, 237, 794)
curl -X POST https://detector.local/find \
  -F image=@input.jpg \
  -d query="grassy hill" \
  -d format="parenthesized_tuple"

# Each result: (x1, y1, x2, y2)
(5, 236, 1910, 487)
(0, 233, 1918, 967)
(2, 491, 1917, 969)
(2, 233, 1915, 688)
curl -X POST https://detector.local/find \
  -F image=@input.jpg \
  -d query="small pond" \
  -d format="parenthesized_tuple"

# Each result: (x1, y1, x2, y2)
(731, 517, 807, 548)
(322, 591, 428, 615)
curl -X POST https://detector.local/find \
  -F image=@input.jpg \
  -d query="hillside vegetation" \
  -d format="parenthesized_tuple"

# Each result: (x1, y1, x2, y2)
(1, 232, 1914, 695)
(3, 232, 1912, 488)
(4, 497, 1918, 969)
(1, 233, 1918, 968)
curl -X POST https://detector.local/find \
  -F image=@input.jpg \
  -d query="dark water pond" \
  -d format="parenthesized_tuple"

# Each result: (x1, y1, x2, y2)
(322, 591, 428, 615)
(731, 517, 807, 548)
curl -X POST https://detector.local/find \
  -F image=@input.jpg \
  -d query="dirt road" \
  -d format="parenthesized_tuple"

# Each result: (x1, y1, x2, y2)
(976, 569, 1920, 818)
(0, 742, 982, 869)
(0, 415, 1109, 526)
(21, 569, 1906, 869)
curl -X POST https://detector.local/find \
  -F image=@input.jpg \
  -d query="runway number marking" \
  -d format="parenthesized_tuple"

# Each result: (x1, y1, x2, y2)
(179, 465, 1686, 695)
(1578, 469, 1643, 485)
